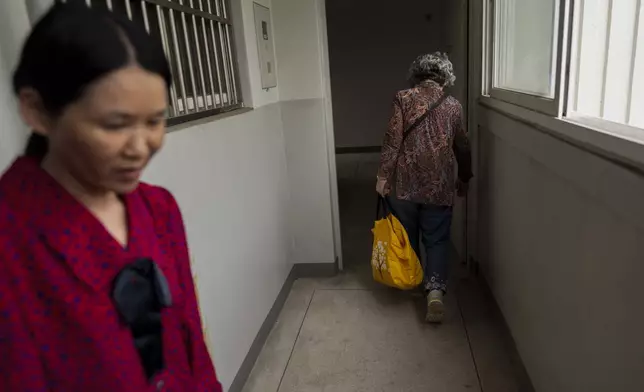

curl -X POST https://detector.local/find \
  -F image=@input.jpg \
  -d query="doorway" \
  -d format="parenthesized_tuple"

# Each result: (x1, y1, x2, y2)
(326, 0, 470, 269)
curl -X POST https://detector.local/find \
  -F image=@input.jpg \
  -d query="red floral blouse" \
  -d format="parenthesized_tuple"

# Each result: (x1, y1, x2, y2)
(378, 81, 473, 206)
(0, 157, 222, 391)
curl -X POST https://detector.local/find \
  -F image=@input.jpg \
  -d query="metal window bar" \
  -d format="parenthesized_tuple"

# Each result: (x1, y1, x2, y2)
(125, 0, 133, 19)
(167, 6, 190, 114)
(225, 24, 237, 103)
(178, 0, 199, 113)
(626, 0, 642, 123)
(197, 0, 218, 109)
(570, 0, 644, 128)
(599, 0, 615, 118)
(206, 1, 225, 107)
(214, 0, 231, 105)
(141, 1, 151, 33)
(221, 0, 238, 104)
(81, 0, 242, 123)
(188, 0, 208, 110)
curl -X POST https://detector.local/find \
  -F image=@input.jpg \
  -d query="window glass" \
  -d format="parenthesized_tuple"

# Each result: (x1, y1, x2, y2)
(493, 0, 559, 98)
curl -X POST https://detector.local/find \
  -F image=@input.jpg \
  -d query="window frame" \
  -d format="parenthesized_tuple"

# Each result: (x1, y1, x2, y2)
(480, 0, 644, 172)
(484, 0, 573, 117)
(565, 0, 644, 130)
(66, 0, 245, 125)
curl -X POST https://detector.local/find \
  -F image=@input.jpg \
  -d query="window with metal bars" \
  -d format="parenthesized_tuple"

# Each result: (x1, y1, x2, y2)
(485, 0, 644, 133)
(568, 0, 644, 129)
(59, 0, 243, 124)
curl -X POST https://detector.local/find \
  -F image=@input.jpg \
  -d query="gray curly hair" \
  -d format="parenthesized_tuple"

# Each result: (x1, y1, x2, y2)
(408, 52, 456, 87)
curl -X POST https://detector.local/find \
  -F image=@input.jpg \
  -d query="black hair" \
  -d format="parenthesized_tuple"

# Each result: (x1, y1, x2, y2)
(13, 1, 172, 160)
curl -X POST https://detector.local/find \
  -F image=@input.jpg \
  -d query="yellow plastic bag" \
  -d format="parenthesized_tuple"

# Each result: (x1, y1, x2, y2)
(371, 198, 423, 290)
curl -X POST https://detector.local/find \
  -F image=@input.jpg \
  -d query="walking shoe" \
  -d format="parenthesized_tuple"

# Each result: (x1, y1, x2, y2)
(426, 290, 445, 323)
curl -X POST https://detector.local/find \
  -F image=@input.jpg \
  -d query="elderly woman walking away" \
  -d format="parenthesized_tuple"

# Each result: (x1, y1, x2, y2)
(376, 52, 473, 323)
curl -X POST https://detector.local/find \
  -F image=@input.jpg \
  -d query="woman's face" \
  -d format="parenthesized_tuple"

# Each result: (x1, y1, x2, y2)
(27, 65, 168, 194)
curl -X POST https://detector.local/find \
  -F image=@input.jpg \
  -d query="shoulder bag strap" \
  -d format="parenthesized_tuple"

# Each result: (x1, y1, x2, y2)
(379, 94, 448, 213)
(399, 94, 448, 151)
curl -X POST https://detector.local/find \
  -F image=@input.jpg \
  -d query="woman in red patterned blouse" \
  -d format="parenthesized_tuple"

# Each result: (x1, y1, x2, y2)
(377, 52, 473, 323)
(0, 3, 222, 391)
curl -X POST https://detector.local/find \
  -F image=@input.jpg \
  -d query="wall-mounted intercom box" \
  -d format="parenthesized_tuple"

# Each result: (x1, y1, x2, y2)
(253, 3, 277, 89)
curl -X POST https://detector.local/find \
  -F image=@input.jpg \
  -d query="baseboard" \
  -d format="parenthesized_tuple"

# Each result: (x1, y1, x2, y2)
(336, 146, 381, 154)
(293, 262, 338, 278)
(228, 266, 297, 392)
(228, 262, 338, 391)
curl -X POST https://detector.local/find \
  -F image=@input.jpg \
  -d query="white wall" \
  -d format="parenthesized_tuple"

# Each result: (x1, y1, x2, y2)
(7, 1, 338, 390)
(0, 1, 30, 170)
(470, 2, 644, 390)
(272, 0, 323, 101)
(327, 0, 468, 149)
(0, 50, 26, 171)
(272, 0, 338, 266)
(151, 0, 338, 386)
(144, 104, 292, 389)
(476, 108, 644, 392)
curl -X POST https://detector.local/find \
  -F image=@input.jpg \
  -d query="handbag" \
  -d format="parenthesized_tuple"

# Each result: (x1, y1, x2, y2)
(371, 197, 423, 290)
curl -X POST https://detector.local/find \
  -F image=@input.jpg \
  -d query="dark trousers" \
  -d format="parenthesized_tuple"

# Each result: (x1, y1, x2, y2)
(387, 196, 453, 292)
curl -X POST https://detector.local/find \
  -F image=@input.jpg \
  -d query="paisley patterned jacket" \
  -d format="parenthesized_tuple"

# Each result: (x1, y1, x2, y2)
(378, 80, 473, 206)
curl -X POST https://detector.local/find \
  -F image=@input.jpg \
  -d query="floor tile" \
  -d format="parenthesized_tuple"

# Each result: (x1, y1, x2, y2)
(278, 290, 480, 392)
(455, 277, 534, 392)
(242, 284, 316, 392)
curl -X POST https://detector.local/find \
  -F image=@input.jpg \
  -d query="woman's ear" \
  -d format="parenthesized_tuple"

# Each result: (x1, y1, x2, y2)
(17, 88, 52, 136)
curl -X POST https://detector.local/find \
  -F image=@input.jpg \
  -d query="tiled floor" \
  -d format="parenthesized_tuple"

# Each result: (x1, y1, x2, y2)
(242, 156, 532, 392)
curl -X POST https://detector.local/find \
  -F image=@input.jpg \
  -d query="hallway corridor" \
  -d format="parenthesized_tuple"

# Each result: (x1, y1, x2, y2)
(242, 157, 533, 392)
(0, 1, 642, 391)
